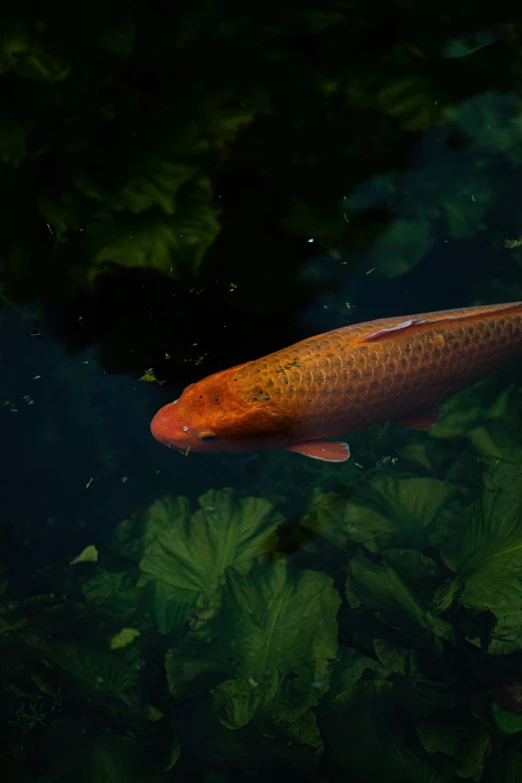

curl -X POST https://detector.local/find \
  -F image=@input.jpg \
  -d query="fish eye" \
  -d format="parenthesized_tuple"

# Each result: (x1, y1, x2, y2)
(199, 432, 217, 442)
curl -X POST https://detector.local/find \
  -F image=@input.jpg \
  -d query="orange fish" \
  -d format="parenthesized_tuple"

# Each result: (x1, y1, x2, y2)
(150, 301, 522, 462)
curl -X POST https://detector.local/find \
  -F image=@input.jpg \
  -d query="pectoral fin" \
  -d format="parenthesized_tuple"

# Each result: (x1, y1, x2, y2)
(284, 440, 351, 462)
(394, 406, 440, 430)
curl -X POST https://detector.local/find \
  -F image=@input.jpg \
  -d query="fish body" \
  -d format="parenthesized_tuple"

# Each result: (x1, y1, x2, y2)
(150, 301, 522, 462)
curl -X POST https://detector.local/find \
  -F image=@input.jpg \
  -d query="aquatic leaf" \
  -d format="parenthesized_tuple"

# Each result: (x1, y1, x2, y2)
(84, 208, 219, 280)
(115, 495, 192, 561)
(43, 719, 144, 783)
(373, 638, 408, 674)
(488, 610, 522, 655)
(382, 548, 440, 585)
(165, 644, 229, 698)
(213, 560, 340, 733)
(258, 669, 326, 752)
(138, 489, 283, 631)
(40, 642, 139, 709)
(144, 704, 164, 721)
(417, 724, 492, 781)
(164, 735, 181, 771)
(491, 700, 522, 736)
(430, 384, 515, 441)
(0, 25, 71, 82)
(213, 670, 284, 731)
(328, 646, 390, 713)
(378, 75, 445, 130)
(336, 679, 395, 713)
(341, 475, 458, 552)
(329, 702, 445, 783)
(367, 219, 434, 278)
(434, 461, 522, 612)
(292, 488, 351, 551)
(70, 544, 98, 565)
(80, 569, 142, 622)
(346, 550, 454, 643)
(109, 628, 140, 650)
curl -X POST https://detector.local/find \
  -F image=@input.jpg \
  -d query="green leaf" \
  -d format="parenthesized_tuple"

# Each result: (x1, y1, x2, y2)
(333, 679, 394, 713)
(114, 495, 192, 561)
(435, 462, 522, 612)
(109, 628, 140, 651)
(41, 719, 152, 783)
(346, 550, 454, 643)
(70, 544, 99, 564)
(369, 219, 435, 278)
(491, 700, 522, 736)
(213, 561, 340, 732)
(164, 735, 181, 771)
(40, 642, 139, 710)
(373, 638, 408, 674)
(382, 548, 440, 585)
(430, 385, 516, 441)
(329, 703, 446, 783)
(417, 723, 492, 781)
(341, 476, 458, 552)
(80, 569, 141, 621)
(138, 489, 283, 632)
(488, 610, 522, 655)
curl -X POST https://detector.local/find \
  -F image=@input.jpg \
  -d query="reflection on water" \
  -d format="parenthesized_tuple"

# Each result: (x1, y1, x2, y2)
(2, 2, 522, 781)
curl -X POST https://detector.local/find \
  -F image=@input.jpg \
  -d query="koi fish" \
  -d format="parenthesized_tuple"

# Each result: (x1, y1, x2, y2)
(150, 301, 522, 463)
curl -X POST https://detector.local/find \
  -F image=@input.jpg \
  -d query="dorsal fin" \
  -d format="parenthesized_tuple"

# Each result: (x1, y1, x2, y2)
(358, 319, 423, 343)
(356, 301, 522, 344)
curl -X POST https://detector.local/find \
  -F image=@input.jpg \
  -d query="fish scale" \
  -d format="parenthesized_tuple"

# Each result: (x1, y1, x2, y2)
(230, 302, 522, 439)
(150, 301, 522, 461)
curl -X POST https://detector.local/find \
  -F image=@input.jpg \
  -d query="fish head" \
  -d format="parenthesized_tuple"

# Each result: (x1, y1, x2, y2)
(150, 368, 290, 454)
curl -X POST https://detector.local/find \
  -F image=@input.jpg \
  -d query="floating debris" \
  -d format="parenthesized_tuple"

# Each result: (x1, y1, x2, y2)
(504, 235, 522, 249)
(139, 368, 166, 385)
(183, 353, 208, 367)
(109, 627, 140, 650)
(70, 544, 98, 565)
(85, 477, 94, 490)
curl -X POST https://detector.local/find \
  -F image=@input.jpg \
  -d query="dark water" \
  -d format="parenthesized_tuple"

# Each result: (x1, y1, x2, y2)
(2, 2, 522, 781)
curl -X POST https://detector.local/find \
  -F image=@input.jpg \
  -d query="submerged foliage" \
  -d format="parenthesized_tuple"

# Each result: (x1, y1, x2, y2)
(1, 0, 522, 315)
(2, 380, 522, 782)
(3, 0, 522, 781)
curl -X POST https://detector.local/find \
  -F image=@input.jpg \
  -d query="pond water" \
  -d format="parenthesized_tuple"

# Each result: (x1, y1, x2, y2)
(2, 3, 522, 782)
